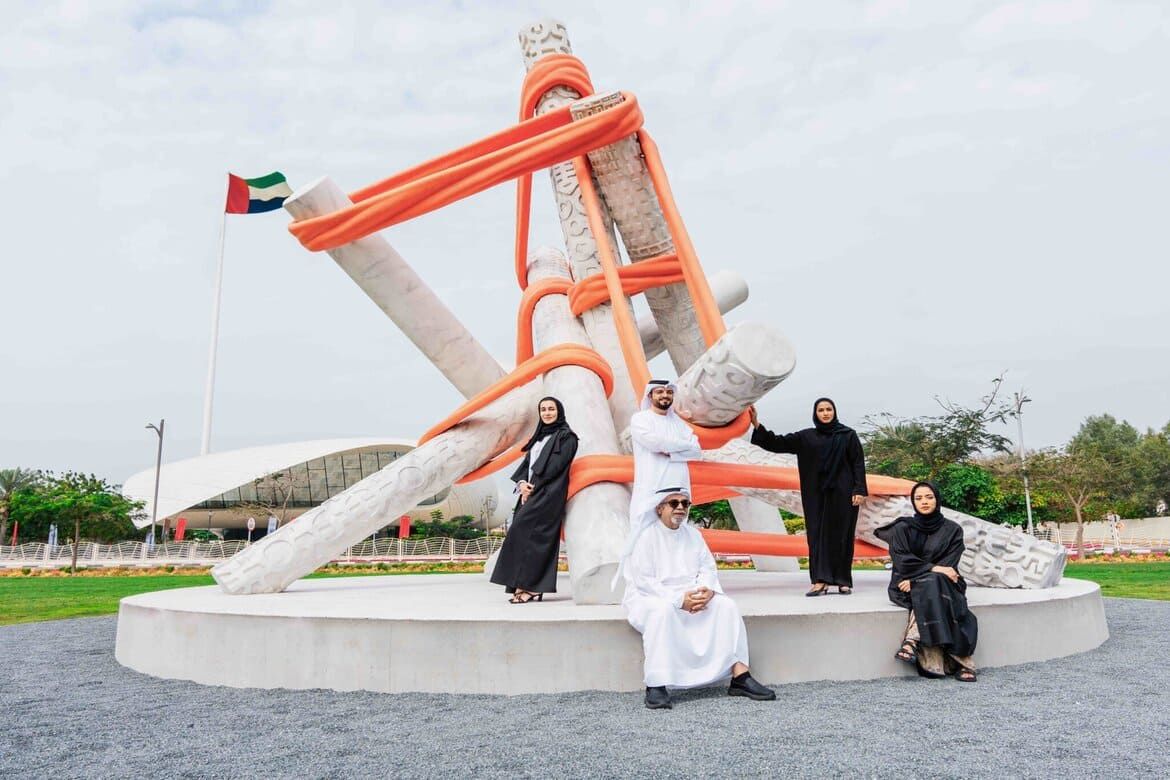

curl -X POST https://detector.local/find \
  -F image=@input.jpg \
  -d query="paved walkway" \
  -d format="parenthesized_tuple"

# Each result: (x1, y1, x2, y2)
(2, 599, 1166, 778)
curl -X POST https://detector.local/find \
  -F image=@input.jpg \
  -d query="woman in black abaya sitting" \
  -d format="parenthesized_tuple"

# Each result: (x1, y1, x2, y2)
(876, 482, 978, 681)
(490, 396, 578, 604)
(748, 398, 868, 596)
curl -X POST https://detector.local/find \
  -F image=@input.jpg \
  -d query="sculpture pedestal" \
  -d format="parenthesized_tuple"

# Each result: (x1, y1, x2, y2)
(116, 571, 1107, 695)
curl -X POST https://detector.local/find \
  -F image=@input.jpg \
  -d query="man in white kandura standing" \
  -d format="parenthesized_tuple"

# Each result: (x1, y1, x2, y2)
(623, 485, 776, 709)
(628, 379, 701, 515)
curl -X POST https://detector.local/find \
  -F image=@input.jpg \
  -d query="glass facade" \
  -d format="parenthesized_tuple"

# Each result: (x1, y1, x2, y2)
(193, 447, 450, 511)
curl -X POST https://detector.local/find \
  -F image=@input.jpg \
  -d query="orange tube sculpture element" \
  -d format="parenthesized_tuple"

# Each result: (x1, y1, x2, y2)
(285, 50, 917, 563)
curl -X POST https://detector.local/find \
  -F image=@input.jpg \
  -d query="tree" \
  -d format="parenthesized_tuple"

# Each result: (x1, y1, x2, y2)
(8, 473, 144, 572)
(0, 468, 42, 544)
(691, 500, 737, 530)
(409, 512, 485, 540)
(1132, 429, 1170, 515)
(862, 376, 1015, 480)
(1024, 447, 1111, 559)
(1070, 414, 1141, 464)
(244, 469, 310, 528)
(936, 463, 1004, 519)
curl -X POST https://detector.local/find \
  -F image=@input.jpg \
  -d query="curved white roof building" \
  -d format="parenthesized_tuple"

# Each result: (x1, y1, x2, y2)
(122, 438, 503, 532)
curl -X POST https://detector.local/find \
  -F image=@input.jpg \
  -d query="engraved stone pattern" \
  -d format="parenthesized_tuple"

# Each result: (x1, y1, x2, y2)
(702, 439, 1068, 590)
(640, 270, 748, 360)
(528, 246, 629, 603)
(570, 91, 706, 373)
(517, 19, 572, 70)
(212, 386, 539, 595)
(672, 323, 797, 427)
(284, 177, 504, 401)
(519, 23, 638, 431)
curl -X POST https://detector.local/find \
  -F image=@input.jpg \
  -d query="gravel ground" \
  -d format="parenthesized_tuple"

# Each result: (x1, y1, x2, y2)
(1, 598, 1166, 779)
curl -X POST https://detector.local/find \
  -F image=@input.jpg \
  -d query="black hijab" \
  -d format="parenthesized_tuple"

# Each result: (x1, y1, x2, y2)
(907, 481, 946, 534)
(521, 396, 571, 451)
(811, 397, 854, 485)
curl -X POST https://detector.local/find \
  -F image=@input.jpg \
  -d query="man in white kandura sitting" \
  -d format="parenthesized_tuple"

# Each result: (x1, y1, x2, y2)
(622, 485, 777, 709)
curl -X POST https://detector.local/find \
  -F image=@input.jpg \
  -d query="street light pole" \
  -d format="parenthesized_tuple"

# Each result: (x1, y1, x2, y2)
(1012, 392, 1035, 535)
(146, 419, 166, 541)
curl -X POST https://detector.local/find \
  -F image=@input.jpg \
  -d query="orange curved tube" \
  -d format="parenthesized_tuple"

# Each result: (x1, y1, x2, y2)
(291, 94, 643, 253)
(418, 345, 614, 446)
(701, 529, 888, 559)
(515, 278, 573, 363)
(567, 455, 914, 500)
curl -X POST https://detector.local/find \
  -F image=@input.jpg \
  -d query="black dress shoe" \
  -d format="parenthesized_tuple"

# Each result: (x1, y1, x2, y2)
(728, 674, 776, 701)
(644, 686, 672, 709)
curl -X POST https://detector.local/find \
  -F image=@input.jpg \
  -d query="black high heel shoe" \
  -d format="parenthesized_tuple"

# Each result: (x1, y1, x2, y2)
(805, 585, 828, 597)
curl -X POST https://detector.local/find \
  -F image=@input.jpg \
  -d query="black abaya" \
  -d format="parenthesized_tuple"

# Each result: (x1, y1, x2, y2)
(490, 426, 578, 594)
(875, 515, 978, 662)
(750, 424, 867, 586)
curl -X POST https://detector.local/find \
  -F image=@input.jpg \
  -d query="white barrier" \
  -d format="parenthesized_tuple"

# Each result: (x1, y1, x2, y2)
(0, 537, 505, 567)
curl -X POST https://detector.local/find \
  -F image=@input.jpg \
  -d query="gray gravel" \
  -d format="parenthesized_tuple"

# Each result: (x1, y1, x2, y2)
(1, 598, 1166, 779)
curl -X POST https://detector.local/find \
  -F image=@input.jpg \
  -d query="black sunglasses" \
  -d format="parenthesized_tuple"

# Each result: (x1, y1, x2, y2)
(662, 498, 691, 510)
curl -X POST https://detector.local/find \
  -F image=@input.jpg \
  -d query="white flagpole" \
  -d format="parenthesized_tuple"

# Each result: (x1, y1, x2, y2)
(201, 188, 229, 456)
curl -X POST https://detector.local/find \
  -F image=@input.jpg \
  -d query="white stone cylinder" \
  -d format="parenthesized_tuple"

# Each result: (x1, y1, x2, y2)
(519, 20, 639, 431)
(672, 322, 797, 427)
(639, 269, 748, 360)
(284, 177, 504, 400)
(528, 246, 630, 603)
(212, 384, 539, 595)
(727, 496, 799, 573)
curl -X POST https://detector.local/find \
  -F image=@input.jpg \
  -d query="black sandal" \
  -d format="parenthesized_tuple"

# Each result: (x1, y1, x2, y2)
(838, 586, 853, 595)
(805, 585, 829, 597)
(510, 591, 543, 604)
(956, 669, 977, 683)
(895, 640, 918, 665)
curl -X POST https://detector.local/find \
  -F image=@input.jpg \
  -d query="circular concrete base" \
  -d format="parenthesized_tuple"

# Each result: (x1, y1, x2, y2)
(115, 571, 1108, 694)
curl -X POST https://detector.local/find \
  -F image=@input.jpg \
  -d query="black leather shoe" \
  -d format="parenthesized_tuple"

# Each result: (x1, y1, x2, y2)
(644, 686, 672, 709)
(728, 674, 776, 701)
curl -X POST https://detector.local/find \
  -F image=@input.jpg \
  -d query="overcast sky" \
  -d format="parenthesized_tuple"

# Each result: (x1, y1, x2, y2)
(1, 0, 1167, 485)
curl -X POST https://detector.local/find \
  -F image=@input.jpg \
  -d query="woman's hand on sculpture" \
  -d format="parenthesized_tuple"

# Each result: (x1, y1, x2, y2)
(897, 579, 911, 593)
(932, 565, 959, 583)
(851, 494, 865, 507)
(748, 405, 759, 428)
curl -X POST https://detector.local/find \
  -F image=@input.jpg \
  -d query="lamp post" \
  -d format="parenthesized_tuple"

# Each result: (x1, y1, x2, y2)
(145, 419, 166, 541)
(1012, 392, 1035, 535)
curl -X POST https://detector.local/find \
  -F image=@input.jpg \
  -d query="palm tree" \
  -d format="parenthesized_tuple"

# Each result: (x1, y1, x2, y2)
(0, 468, 40, 544)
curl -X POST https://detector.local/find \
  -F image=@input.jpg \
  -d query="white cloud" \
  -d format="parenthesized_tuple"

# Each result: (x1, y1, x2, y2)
(1, 0, 1168, 481)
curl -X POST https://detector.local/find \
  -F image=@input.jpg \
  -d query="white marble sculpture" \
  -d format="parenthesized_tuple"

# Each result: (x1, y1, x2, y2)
(213, 18, 1068, 599)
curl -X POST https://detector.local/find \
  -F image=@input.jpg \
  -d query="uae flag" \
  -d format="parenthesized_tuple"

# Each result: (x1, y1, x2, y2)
(225, 171, 293, 214)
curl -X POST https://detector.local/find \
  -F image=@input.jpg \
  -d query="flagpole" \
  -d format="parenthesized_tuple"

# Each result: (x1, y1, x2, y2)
(201, 192, 228, 456)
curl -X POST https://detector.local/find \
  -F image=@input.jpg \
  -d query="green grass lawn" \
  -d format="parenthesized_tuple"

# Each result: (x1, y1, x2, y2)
(0, 566, 462, 625)
(1, 560, 1166, 626)
(1063, 562, 1170, 601)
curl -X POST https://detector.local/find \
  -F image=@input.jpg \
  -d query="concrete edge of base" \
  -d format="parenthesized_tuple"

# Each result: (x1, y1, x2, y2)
(114, 577, 1108, 696)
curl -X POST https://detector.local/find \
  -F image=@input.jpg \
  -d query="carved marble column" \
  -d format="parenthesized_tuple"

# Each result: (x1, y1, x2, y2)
(519, 20, 639, 432)
(527, 246, 630, 603)
(285, 177, 504, 400)
(672, 322, 796, 427)
(639, 270, 748, 360)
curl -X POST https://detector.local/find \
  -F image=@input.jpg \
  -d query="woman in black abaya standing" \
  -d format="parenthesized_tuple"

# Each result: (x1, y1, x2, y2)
(748, 398, 867, 596)
(875, 482, 978, 681)
(490, 397, 578, 604)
